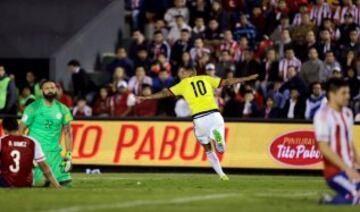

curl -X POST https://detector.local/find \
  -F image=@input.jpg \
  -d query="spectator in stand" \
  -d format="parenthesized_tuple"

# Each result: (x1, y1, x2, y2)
(67, 59, 97, 100)
(343, 29, 360, 58)
(236, 49, 261, 77)
(321, 18, 340, 41)
(261, 96, 281, 119)
(72, 97, 92, 117)
(342, 50, 356, 72)
(305, 82, 327, 120)
(338, 13, 358, 46)
(267, 0, 290, 36)
(179, 52, 195, 69)
(281, 87, 306, 119)
(134, 84, 158, 116)
(152, 69, 176, 93)
(297, 30, 321, 61)
(192, 17, 206, 40)
(261, 48, 279, 83)
(164, 0, 190, 28)
(146, 19, 169, 41)
(134, 48, 152, 73)
(234, 36, 250, 63)
(0, 65, 17, 115)
(279, 47, 302, 81)
(268, 80, 287, 109)
(233, 14, 257, 47)
(345, 68, 360, 99)
(150, 53, 172, 77)
(189, 37, 210, 61)
(111, 80, 136, 116)
(149, 30, 171, 62)
(251, 6, 267, 38)
(300, 48, 326, 85)
(205, 63, 225, 111)
(215, 50, 236, 77)
(332, 67, 343, 78)
(188, 0, 211, 26)
(220, 30, 239, 60)
(204, 18, 223, 48)
(310, 0, 332, 26)
(239, 89, 260, 118)
(129, 31, 149, 60)
(223, 91, 242, 118)
(175, 97, 192, 117)
(291, 3, 310, 27)
(323, 51, 341, 80)
(24, 71, 42, 99)
(333, 0, 358, 25)
(107, 47, 134, 78)
(290, 12, 316, 46)
(168, 15, 192, 44)
(108, 67, 127, 94)
(93, 87, 112, 117)
(17, 86, 36, 115)
(125, 0, 145, 31)
(280, 65, 308, 98)
(318, 29, 337, 60)
(274, 28, 293, 59)
(170, 29, 192, 68)
(128, 66, 152, 95)
(56, 84, 73, 108)
(270, 15, 290, 42)
(209, 0, 226, 31)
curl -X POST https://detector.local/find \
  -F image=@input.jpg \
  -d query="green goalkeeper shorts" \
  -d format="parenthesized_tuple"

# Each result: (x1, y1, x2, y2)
(33, 151, 72, 186)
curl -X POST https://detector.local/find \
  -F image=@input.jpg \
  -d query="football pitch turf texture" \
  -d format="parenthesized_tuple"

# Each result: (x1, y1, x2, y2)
(0, 173, 359, 212)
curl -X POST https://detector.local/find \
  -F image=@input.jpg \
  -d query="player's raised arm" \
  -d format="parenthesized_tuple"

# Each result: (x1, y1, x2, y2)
(19, 122, 28, 135)
(137, 89, 173, 102)
(220, 74, 259, 87)
(38, 161, 61, 189)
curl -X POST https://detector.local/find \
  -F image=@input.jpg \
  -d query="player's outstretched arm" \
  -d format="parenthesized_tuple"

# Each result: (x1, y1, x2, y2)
(137, 89, 172, 102)
(38, 161, 61, 189)
(221, 74, 259, 87)
(318, 142, 360, 182)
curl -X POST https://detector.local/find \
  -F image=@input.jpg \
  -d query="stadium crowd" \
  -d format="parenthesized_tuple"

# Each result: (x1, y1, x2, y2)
(1, 0, 360, 121)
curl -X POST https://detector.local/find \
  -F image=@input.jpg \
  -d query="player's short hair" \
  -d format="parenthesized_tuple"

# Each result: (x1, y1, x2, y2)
(67, 59, 80, 67)
(40, 80, 56, 89)
(325, 78, 349, 97)
(2, 117, 19, 132)
(183, 66, 197, 75)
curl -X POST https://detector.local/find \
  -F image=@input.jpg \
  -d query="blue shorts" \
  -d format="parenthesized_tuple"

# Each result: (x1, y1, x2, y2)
(327, 171, 360, 198)
(0, 176, 9, 188)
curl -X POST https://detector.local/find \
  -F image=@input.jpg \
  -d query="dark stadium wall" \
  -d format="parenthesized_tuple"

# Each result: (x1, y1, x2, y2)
(50, 0, 126, 91)
(0, 0, 125, 90)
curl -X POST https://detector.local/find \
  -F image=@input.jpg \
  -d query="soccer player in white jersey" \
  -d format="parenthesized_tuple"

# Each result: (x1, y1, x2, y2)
(314, 78, 360, 205)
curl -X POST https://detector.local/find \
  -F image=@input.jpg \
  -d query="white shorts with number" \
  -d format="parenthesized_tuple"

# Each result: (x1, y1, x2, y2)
(193, 112, 225, 146)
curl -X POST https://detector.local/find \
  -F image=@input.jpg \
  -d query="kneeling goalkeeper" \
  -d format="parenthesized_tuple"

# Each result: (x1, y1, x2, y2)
(20, 80, 73, 186)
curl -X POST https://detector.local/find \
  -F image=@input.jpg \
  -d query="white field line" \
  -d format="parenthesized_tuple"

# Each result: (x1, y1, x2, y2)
(255, 191, 318, 198)
(45, 193, 238, 212)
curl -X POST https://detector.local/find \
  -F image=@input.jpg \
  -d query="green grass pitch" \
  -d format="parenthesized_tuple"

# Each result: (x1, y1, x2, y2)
(0, 173, 359, 212)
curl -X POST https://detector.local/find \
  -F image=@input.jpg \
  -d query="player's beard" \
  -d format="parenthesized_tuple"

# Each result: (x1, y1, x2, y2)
(43, 92, 57, 102)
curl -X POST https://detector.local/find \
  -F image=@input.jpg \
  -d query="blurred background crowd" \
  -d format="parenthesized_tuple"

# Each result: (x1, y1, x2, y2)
(1, 0, 360, 121)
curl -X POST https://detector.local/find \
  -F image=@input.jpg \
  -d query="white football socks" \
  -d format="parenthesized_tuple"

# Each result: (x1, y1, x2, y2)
(206, 151, 226, 177)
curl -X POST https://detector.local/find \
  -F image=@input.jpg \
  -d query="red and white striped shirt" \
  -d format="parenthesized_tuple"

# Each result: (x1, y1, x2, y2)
(292, 13, 302, 26)
(279, 57, 302, 81)
(314, 105, 354, 179)
(220, 40, 238, 61)
(310, 3, 332, 26)
(333, 5, 358, 24)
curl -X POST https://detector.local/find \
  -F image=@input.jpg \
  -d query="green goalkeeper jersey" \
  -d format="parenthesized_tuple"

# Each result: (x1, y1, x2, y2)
(21, 98, 73, 152)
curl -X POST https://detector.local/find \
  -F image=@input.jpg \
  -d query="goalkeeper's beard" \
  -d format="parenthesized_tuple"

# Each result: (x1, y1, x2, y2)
(43, 92, 57, 102)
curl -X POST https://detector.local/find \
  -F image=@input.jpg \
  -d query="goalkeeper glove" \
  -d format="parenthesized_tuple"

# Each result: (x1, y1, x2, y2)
(61, 152, 72, 172)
